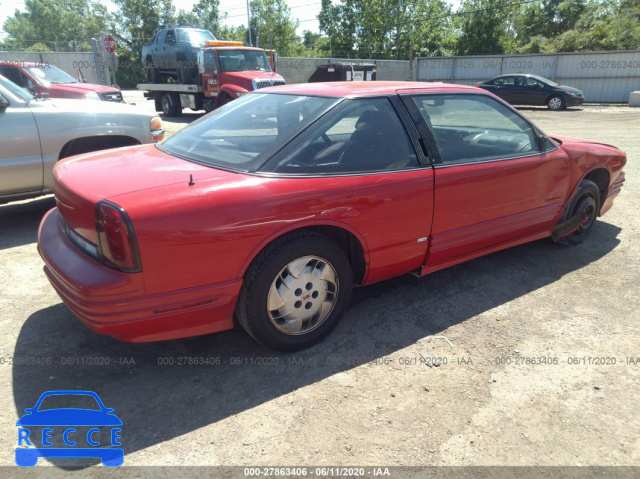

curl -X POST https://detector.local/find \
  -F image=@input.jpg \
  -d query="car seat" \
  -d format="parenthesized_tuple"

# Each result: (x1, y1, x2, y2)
(340, 110, 395, 171)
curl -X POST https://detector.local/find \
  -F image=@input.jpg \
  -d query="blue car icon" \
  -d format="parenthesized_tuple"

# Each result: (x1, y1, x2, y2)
(16, 390, 123, 467)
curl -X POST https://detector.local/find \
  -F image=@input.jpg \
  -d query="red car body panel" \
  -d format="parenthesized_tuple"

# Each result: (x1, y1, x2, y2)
(37, 82, 627, 343)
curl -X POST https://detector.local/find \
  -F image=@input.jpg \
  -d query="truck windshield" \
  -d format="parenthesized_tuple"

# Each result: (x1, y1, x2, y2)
(218, 50, 272, 72)
(158, 93, 339, 173)
(26, 65, 77, 85)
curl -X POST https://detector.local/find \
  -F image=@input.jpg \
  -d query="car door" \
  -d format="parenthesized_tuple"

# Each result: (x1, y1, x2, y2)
(259, 96, 434, 284)
(0, 84, 43, 198)
(163, 29, 177, 70)
(201, 50, 220, 97)
(521, 77, 546, 105)
(154, 30, 167, 69)
(403, 92, 570, 272)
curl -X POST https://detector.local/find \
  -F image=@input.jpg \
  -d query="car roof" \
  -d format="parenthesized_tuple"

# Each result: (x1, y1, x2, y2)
(259, 81, 479, 97)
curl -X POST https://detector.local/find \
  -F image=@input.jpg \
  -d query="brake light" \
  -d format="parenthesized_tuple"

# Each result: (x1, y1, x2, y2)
(95, 201, 141, 272)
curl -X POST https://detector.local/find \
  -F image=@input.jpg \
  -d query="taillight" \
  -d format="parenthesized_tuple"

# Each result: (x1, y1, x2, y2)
(95, 201, 141, 272)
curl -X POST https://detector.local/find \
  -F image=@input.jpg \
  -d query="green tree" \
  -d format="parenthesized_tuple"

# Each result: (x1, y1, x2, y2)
(2, 0, 109, 51)
(456, 0, 516, 55)
(319, 0, 454, 59)
(548, 0, 640, 51)
(218, 24, 248, 43)
(192, 0, 221, 36)
(249, 0, 303, 55)
(110, 0, 174, 60)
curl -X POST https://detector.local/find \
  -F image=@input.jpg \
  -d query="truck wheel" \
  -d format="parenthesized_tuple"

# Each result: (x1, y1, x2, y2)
(145, 62, 158, 83)
(161, 93, 180, 117)
(218, 94, 232, 107)
(177, 67, 195, 84)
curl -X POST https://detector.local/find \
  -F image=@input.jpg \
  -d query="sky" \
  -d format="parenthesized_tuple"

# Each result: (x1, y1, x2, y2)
(0, 0, 323, 42)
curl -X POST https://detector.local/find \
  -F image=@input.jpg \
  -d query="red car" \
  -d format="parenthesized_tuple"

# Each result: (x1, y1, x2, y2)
(0, 62, 123, 102)
(37, 82, 626, 351)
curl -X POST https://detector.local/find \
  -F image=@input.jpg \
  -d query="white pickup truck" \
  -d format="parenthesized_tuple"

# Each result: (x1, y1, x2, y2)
(0, 74, 164, 204)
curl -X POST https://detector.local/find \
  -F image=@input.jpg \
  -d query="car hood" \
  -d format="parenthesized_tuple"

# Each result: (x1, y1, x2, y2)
(553, 135, 621, 152)
(54, 145, 244, 243)
(49, 82, 120, 94)
(28, 97, 142, 114)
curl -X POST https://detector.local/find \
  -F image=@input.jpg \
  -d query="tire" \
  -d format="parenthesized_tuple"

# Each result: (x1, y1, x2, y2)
(236, 231, 354, 351)
(177, 67, 195, 84)
(557, 179, 601, 246)
(161, 93, 180, 117)
(218, 94, 232, 108)
(145, 61, 158, 83)
(547, 95, 565, 111)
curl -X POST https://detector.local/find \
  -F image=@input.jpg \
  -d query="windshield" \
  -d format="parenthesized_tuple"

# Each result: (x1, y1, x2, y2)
(0, 74, 35, 101)
(159, 93, 339, 172)
(182, 29, 216, 45)
(218, 49, 272, 72)
(26, 65, 77, 85)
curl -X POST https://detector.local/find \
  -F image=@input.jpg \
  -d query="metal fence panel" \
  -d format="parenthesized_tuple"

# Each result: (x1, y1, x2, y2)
(416, 50, 640, 102)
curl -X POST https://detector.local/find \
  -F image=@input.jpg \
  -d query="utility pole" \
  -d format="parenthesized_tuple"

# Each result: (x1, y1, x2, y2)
(246, 0, 252, 46)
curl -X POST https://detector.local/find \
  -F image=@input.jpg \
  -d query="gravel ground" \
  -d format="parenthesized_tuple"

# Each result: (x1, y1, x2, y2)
(0, 100, 638, 476)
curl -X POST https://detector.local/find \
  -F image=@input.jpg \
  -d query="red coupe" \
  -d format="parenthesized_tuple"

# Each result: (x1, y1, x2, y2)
(38, 82, 626, 351)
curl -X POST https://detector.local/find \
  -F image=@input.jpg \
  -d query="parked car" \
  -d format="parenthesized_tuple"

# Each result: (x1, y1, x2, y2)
(0, 75, 164, 204)
(38, 82, 626, 351)
(475, 74, 584, 110)
(0, 61, 123, 102)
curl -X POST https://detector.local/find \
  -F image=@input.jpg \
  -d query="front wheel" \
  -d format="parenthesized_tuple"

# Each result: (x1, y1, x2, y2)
(547, 95, 565, 111)
(236, 231, 354, 351)
(557, 179, 601, 246)
(145, 61, 158, 83)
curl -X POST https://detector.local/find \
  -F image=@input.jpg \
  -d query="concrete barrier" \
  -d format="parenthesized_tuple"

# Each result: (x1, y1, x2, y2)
(629, 91, 640, 107)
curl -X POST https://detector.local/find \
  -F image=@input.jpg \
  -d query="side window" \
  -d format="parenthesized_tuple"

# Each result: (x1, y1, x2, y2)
(493, 77, 514, 86)
(156, 30, 166, 44)
(261, 98, 419, 175)
(165, 29, 176, 44)
(412, 94, 541, 164)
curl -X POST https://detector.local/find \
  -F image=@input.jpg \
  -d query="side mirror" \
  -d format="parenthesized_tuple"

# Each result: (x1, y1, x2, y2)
(0, 94, 9, 110)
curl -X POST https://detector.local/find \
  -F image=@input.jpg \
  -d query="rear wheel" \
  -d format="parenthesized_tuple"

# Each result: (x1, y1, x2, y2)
(177, 66, 195, 84)
(558, 179, 600, 246)
(161, 93, 180, 117)
(547, 95, 565, 111)
(236, 231, 353, 351)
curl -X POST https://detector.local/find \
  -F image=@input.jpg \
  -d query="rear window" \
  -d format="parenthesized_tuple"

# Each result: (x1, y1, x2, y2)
(158, 93, 339, 172)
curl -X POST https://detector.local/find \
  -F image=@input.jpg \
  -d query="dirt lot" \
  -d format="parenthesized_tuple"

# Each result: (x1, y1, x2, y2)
(0, 99, 639, 475)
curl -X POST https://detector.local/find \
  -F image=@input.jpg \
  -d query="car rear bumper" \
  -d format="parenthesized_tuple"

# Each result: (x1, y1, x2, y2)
(38, 208, 240, 342)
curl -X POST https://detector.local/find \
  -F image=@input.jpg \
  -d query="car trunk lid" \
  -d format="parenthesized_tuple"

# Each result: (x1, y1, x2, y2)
(54, 144, 239, 244)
